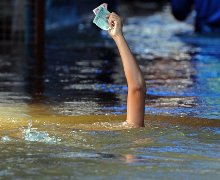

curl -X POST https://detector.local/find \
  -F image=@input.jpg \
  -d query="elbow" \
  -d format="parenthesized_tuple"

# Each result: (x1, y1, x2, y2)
(129, 80, 146, 94)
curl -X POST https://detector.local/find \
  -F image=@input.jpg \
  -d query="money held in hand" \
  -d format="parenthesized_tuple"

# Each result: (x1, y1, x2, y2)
(93, 3, 108, 15)
(93, 3, 110, 31)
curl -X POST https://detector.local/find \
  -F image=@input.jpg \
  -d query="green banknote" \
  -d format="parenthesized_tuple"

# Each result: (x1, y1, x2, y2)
(93, 6, 110, 30)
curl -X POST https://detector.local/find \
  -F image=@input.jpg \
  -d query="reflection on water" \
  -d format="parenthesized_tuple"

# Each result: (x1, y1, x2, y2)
(1, 6, 219, 119)
(123, 7, 220, 119)
(0, 2, 220, 179)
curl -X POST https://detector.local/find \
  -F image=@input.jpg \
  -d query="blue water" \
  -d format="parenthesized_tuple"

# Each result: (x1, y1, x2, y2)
(1, 4, 220, 119)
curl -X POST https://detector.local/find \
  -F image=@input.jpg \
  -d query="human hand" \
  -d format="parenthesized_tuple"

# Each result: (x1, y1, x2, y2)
(107, 12, 123, 39)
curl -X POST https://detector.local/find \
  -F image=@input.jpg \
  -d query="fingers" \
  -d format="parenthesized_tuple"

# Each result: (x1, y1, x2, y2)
(106, 14, 110, 19)
(109, 12, 121, 23)
(108, 12, 121, 29)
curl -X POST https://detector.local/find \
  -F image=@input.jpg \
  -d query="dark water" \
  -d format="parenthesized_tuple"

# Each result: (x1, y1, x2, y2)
(0, 2, 220, 179)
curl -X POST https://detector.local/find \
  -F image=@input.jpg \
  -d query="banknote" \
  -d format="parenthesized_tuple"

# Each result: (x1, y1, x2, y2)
(93, 3, 108, 15)
(93, 6, 110, 30)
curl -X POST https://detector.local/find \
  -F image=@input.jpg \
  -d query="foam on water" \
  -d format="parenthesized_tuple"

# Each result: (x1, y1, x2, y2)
(1, 136, 11, 142)
(22, 120, 61, 144)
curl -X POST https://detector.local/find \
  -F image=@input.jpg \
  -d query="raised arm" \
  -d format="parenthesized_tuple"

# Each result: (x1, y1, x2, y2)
(107, 13, 146, 127)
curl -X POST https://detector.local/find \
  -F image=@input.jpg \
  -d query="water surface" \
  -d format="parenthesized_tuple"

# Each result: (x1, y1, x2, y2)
(0, 3, 220, 179)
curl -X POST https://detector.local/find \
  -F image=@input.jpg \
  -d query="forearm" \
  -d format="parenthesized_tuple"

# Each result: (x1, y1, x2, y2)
(108, 12, 145, 127)
(114, 34, 145, 127)
(113, 34, 145, 90)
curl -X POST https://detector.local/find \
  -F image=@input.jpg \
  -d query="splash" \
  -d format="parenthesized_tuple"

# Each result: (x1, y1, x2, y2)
(22, 120, 61, 144)
(1, 136, 11, 142)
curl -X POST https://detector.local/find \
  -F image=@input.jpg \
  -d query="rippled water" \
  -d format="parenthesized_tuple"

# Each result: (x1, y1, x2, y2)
(0, 116, 220, 179)
(0, 3, 220, 179)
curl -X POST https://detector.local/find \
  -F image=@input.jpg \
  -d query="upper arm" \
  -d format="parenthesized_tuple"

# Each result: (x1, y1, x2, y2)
(126, 86, 145, 127)
(171, 0, 193, 21)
